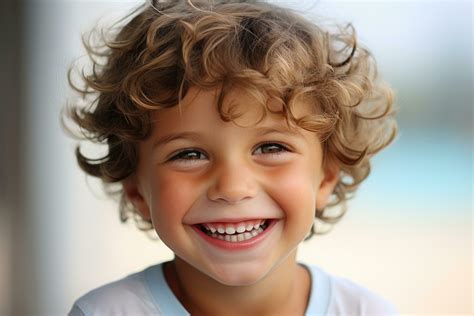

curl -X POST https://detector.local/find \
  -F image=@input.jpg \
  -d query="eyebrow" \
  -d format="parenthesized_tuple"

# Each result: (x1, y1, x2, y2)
(153, 132, 201, 149)
(152, 126, 301, 149)
(254, 126, 301, 137)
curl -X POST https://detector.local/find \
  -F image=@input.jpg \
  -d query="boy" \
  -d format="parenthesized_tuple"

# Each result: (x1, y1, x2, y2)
(67, 0, 398, 315)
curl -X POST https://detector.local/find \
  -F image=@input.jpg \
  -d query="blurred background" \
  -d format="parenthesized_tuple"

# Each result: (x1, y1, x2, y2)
(0, 0, 471, 315)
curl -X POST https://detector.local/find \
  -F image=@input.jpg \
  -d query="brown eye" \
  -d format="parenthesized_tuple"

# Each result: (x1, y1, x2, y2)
(170, 150, 207, 161)
(254, 143, 289, 155)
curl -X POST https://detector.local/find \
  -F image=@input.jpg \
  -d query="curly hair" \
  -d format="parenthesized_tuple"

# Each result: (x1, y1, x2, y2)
(65, 0, 397, 238)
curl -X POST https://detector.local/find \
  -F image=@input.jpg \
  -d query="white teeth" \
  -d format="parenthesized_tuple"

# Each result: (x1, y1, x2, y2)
(225, 225, 236, 234)
(203, 220, 268, 233)
(236, 224, 246, 233)
(204, 224, 217, 233)
(201, 219, 271, 243)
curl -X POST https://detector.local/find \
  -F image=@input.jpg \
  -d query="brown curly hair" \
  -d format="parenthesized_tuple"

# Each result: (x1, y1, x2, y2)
(65, 0, 397, 238)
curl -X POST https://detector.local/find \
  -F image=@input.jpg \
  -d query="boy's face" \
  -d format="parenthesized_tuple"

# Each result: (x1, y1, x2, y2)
(124, 86, 338, 286)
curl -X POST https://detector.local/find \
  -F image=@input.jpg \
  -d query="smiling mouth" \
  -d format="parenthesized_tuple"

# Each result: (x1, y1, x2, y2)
(196, 219, 271, 243)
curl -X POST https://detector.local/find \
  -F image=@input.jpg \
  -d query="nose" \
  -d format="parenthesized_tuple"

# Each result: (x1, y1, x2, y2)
(207, 159, 259, 204)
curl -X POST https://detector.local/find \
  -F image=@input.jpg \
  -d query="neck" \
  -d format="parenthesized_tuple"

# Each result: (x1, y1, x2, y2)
(164, 252, 310, 316)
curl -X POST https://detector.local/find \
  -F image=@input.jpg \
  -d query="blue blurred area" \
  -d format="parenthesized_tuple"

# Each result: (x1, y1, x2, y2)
(365, 128, 471, 216)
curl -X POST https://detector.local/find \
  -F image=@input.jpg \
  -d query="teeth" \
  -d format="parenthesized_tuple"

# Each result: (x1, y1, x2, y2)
(225, 225, 236, 235)
(200, 219, 271, 243)
(224, 230, 265, 243)
(217, 226, 225, 234)
(205, 224, 217, 233)
(236, 224, 246, 233)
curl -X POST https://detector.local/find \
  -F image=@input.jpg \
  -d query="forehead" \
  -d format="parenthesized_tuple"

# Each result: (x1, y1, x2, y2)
(150, 86, 317, 132)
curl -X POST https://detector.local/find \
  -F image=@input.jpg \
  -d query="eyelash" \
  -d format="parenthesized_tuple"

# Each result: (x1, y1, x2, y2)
(253, 142, 290, 156)
(169, 149, 208, 161)
(168, 143, 290, 162)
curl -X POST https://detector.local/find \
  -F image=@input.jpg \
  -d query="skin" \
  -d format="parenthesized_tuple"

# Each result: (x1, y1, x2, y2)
(124, 86, 339, 315)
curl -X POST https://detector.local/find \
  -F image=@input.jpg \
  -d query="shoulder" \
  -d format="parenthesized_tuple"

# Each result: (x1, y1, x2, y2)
(304, 264, 399, 316)
(68, 265, 161, 316)
(328, 274, 399, 315)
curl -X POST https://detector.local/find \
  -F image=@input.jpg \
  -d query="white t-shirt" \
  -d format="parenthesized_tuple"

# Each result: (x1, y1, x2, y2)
(69, 262, 399, 315)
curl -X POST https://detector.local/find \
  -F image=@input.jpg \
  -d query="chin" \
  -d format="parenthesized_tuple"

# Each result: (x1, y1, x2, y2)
(208, 261, 272, 287)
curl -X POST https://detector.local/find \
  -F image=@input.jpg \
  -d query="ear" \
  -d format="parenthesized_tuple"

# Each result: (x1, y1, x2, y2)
(123, 176, 151, 220)
(315, 161, 340, 210)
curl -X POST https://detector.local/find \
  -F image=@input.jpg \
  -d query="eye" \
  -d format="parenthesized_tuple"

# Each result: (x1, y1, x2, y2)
(169, 149, 208, 161)
(253, 143, 290, 155)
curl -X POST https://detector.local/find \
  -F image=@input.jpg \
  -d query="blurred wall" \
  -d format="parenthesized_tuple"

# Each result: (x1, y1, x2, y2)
(1, 0, 23, 315)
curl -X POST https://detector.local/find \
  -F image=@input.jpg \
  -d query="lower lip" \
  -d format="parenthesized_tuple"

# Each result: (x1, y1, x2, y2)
(192, 220, 278, 251)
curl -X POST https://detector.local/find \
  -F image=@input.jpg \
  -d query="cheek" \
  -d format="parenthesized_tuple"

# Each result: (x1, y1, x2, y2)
(149, 171, 202, 232)
(264, 161, 319, 225)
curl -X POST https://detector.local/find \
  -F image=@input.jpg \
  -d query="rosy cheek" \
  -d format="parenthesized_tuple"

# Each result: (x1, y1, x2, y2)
(150, 171, 201, 224)
(269, 163, 316, 202)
